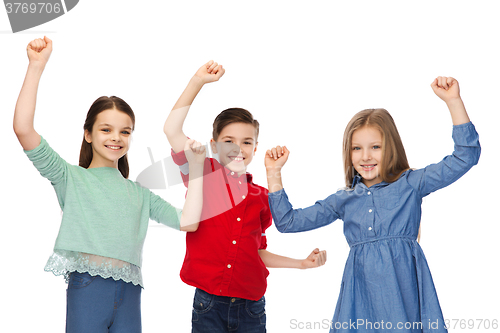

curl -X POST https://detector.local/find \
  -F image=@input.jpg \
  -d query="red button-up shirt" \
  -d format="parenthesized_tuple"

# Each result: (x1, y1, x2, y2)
(172, 150, 272, 301)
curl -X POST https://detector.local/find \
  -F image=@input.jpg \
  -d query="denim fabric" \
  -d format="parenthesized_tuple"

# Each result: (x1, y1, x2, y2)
(66, 272, 141, 333)
(268, 123, 480, 332)
(191, 288, 266, 333)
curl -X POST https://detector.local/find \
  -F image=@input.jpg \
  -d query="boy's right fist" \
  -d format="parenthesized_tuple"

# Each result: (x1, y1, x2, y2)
(27, 36, 52, 67)
(194, 60, 225, 84)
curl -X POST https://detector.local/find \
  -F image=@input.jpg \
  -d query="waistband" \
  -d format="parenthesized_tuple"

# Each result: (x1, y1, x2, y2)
(195, 288, 264, 305)
(349, 235, 416, 248)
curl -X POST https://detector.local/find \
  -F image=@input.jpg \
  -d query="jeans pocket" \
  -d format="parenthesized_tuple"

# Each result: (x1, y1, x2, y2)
(192, 288, 215, 315)
(245, 296, 266, 318)
(67, 272, 96, 289)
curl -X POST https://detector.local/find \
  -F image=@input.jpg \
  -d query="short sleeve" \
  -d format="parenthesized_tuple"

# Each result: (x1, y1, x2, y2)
(406, 122, 481, 198)
(24, 136, 69, 208)
(149, 190, 182, 230)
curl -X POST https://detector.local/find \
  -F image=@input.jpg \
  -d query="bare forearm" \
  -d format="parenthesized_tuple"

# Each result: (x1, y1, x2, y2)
(259, 249, 304, 269)
(266, 167, 284, 193)
(164, 76, 205, 153)
(179, 164, 204, 232)
(13, 63, 44, 150)
(446, 97, 470, 126)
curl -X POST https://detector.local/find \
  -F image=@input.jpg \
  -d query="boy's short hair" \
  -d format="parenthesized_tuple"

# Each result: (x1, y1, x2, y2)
(212, 108, 260, 141)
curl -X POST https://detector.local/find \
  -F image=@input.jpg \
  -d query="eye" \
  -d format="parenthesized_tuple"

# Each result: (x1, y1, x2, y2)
(101, 128, 110, 133)
(352, 147, 360, 151)
(244, 141, 252, 145)
(121, 131, 131, 135)
(373, 145, 381, 150)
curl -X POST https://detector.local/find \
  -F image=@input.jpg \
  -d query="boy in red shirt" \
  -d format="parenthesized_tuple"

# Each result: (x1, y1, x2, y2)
(164, 61, 327, 332)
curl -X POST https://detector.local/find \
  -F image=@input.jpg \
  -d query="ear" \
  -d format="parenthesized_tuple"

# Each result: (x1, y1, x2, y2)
(84, 129, 92, 144)
(210, 138, 218, 154)
(253, 141, 258, 155)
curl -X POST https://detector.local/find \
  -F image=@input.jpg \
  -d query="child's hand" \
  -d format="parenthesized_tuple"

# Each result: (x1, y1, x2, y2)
(194, 60, 225, 84)
(27, 36, 52, 67)
(300, 248, 327, 269)
(431, 76, 461, 103)
(265, 145, 289, 170)
(184, 139, 206, 165)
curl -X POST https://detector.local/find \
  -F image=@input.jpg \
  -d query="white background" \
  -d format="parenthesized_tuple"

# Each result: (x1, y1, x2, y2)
(1, 1, 499, 332)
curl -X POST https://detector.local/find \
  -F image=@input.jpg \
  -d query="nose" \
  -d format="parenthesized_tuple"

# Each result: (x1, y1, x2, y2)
(362, 148, 371, 161)
(110, 131, 120, 142)
(230, 143, 241, 154)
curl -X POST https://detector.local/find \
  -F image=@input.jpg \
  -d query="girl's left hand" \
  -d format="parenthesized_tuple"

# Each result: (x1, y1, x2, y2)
(300, 248, 327, 269)
(184, 139, 206, 165)
(431, 76, 461, 103)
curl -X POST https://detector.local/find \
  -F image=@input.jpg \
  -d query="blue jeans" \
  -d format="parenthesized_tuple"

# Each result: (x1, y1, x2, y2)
(191, 288, 266, 333)
(66, 272, 142, 333)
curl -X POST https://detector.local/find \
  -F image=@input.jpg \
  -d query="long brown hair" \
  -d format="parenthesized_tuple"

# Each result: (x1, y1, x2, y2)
(79, 96, 135, 178)
(342, 108, 409, 188)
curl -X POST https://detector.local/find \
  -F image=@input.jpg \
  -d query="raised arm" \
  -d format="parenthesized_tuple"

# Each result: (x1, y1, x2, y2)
(179, 139, 206, 232)
(259, 248, 327, 269)
(13, 37, 53, 151)
(407, 77, 480, 197)
(431, 76, 470, 125)
(265, 145, 289, 193)
(164, 60, 225, 153)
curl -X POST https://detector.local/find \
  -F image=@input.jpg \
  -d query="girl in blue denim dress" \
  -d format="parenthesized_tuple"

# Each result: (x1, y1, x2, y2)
(264, 77, 480, 332)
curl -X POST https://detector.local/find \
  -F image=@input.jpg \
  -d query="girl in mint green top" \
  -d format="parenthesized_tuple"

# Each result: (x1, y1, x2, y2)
(14, 37, 206, 332)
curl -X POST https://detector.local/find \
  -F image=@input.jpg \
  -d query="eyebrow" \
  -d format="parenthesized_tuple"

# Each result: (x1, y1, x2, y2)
(220, 135, 254, 141)
(351, 141, 382, 146)
(98, 123, 133, 130)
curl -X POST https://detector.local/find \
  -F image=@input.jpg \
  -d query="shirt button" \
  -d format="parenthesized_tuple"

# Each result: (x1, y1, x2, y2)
(239, 181, 242, 184)
(369, 209, 373, 213)
(231, 298, 236, 303)
(367, 191, 371, 195)
(242, 195, 246, 199)
(232, 240, 237, 244)
(227, 264, 232, 268)
(231, 172, 235, 175)
(237, 217, 241, 221)
(368, 227, 372, 231)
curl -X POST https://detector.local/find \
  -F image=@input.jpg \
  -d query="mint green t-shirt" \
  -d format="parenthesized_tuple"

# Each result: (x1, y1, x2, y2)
(25, 137, 181, 286)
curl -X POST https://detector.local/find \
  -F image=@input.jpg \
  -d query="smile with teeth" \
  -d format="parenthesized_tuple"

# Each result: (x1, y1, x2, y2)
(105, 145, 122, 150)
(361, 164, 376, 171)
(229, 156, 244, 162)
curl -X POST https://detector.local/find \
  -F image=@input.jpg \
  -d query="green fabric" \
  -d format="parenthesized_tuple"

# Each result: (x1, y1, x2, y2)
(25, 136, 181, 267)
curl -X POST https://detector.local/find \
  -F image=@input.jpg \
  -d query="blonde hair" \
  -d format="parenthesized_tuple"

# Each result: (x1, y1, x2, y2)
(342, 108, 410, 188)
(343, 109, 421, 242)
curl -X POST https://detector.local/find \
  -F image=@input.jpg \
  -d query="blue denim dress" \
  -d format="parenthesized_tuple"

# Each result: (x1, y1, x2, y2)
(268, 122, 480, 333)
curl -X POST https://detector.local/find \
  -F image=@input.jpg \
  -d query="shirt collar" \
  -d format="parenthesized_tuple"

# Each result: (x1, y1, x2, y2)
(351, 174, 362, 189)
(351, 174, 390, 190)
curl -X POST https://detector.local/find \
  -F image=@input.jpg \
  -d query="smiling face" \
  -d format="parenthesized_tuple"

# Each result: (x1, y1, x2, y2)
(351, 125, 383, 188)
(211, 122, 258, 176)
(84, 108, 134, 169)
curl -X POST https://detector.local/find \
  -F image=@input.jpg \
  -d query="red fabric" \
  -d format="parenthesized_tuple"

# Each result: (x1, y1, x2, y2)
(172, 150, 272, 301)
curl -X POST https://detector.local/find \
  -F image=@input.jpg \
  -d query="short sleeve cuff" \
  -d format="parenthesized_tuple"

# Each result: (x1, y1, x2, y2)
(24, 135, 45, 156)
